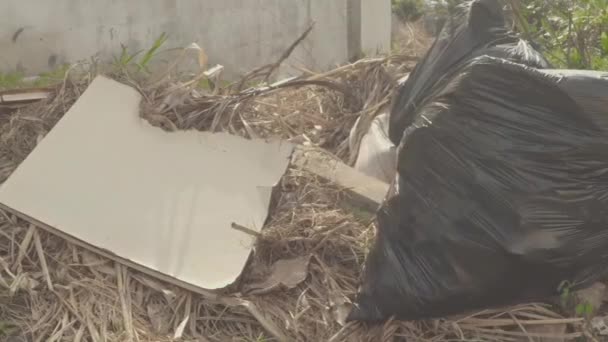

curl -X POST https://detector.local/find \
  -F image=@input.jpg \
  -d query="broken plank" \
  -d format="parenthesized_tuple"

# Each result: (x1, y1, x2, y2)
(0, 87, 53, 104)
(290, 145, 389, 213)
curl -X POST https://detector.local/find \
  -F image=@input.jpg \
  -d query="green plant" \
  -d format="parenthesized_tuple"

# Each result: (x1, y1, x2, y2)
(513, 0, 608, 69)
(419, 0, 468, 34)
(33, 63, 70, 87)
(112, 32, 168, 72)
(137, 32, 168, 72)
(0, 64, 69, 90)
(392, 0, 426, 22)
(0, 71, 25, 90)
(557, 280, 596, 318)
(558, 280, 572, 306)
(575, 301, 594, 318)
(114, 43, 142, 67)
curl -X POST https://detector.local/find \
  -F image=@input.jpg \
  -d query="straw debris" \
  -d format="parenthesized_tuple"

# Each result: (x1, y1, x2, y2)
(0, 43, 594, 342)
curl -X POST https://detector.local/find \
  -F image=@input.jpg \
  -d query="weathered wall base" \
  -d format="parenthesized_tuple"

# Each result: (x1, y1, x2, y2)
(0, 0, 391, 79)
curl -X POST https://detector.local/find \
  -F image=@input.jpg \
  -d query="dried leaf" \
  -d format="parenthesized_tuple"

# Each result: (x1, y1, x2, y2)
(245, 255, 311, 295)
(327, 289, 352, 326)
(14, 225, 35, 271)
(331, 301, 351, 327)
(240, 113, 259, 139)
(173, 315, 190, 339)
(186, 43, 208, 70)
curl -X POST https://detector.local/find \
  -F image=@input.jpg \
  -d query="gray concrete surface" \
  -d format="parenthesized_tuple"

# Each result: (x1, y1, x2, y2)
(0, 0, 391, 79)
(361, 0, 392, 55)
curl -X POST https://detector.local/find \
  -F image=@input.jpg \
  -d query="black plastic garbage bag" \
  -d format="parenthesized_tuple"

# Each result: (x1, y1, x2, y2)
(348, 56, 608, 322)
(388, 0, 550, 145)
(540, 69, 608, 126)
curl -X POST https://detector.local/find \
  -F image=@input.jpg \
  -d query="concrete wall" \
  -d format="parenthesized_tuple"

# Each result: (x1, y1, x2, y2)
(0, 0, 390, 79)
(361, 0, 392, 55)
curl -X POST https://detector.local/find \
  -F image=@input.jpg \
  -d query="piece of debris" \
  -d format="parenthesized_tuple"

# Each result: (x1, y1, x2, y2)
(348, 112, 396, 184)
(0, 88, 52, 105)
(329, 293, 351, 326)
(350, 0, 608, 323)
(291, 146, 389, 213)
(203, 64, 224, 78)
(244, 255, 311, 295)
(0, 87, 54, 114)
(591, 316, 608, 336)
(173, 315, 190, 339)
(0, 76, 294, 293)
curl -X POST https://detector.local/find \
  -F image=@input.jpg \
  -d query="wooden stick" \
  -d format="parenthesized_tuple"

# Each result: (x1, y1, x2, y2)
(290, 146, 389, 213)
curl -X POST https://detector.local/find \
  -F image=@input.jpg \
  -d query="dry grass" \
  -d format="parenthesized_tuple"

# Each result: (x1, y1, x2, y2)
(138, 53, 417, 164)
(392, 19, 432, 59)
(0, 35, 595, 341)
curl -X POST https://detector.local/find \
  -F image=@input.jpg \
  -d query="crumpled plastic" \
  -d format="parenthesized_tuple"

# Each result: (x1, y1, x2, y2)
(388, 0, 550, 145)
(349, 0, 608, 322)
(349, 113, 396, 183)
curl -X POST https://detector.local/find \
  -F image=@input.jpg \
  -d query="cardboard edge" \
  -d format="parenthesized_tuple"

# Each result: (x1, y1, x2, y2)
(0, 146, 296, 296)
(0, 203, 223, 299)
(235, 147, 296, 292)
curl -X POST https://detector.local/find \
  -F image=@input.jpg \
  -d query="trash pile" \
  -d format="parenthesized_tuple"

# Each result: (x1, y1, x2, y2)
(0, 49, 425, 342)
(0, 2, 605, 341)
(350, 0, 608, 332)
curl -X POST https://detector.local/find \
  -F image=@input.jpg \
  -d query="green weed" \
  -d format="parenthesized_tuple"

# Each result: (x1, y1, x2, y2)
(0, 71, 25, 90)
(0, 63, 69, 90)
(137, 32, 168, 72)
(558, 280, 596, 318)
(512, 0, 608, 70)
(33, 64, 70, 87)
(114, 43, 142, 68)
(112, 32, 168, 73)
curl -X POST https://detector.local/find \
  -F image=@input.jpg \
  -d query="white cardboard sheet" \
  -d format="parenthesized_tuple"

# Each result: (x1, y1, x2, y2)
(0, 76, 294, 290)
